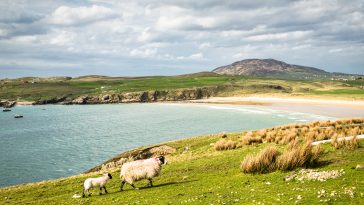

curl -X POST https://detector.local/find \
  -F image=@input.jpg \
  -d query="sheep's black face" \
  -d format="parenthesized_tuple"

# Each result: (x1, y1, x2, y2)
(108, 173, 112, 179)
(158, 156, 166, 164)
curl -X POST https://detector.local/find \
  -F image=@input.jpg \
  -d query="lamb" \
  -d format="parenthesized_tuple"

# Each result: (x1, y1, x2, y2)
(120, 156, 167, 190)
(82, 173, 112, 197)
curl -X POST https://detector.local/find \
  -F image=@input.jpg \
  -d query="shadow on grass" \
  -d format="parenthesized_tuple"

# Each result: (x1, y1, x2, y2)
(117, 180, 197, 193)
(310, 160, 332, 168)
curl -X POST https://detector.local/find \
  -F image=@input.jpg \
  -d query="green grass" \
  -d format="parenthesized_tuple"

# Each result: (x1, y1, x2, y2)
(1, 132, 363, 205)
(1, 74, 363, 101)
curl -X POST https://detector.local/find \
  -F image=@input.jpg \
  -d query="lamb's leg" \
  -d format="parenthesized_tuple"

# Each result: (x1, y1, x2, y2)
(148, 178, 153, 187)
(88, 189, 91, 197)
(82, 189, 86, 198)
(99, 187, 103, 195)
(120, 180, 126, 191)
(103, 186, 108, 194)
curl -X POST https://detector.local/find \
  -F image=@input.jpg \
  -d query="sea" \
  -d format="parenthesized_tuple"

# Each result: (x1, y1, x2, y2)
(0, 103, 332, 187)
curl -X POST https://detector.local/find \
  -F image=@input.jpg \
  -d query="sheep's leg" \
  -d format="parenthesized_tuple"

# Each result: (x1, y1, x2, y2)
(120, 180, 126, 191)
(103, 186, 108, 194)
(148, 178, 153, 187)
(99, 187, 103, 195)
(131, 183, 139, 190)
(82, 189, 86, 198)
(87, 189, 91, 197)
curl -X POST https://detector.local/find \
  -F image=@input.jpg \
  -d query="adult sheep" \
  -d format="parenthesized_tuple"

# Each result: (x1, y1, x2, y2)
(82, 173, 112, 197)
(120, 156, 167, 190)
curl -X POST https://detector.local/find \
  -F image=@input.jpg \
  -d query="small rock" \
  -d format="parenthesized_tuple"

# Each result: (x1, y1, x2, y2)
(355, 164, 364, 171)
(72, 194, 82, 198)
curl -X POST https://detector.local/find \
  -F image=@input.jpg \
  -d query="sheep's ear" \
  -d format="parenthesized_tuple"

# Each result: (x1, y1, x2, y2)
(108, 173, 112, 179)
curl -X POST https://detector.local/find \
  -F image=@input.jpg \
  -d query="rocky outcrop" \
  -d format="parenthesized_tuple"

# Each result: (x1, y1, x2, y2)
(34, 97, 67, 105)
(49, 87, 218, 105)
(85, 144, 176, 173)
(28, 86, 220, 106)
(0, 100, 16, 108)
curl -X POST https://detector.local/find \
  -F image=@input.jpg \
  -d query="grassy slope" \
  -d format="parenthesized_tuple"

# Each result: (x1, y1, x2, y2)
(1, 133, 363, 205)
(1, 74, 363, 101)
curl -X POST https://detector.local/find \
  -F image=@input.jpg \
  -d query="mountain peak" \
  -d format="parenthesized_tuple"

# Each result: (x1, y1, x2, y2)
(213, 59, 328, 78)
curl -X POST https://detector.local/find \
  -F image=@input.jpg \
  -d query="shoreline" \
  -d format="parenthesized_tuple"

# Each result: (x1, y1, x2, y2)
(4, 95, 364, 118)
(190, 96, 364, 107)
(189, 96, 364, 118)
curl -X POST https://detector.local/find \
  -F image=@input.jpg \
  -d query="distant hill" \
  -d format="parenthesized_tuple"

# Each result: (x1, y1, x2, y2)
(213, 59, 331, 79)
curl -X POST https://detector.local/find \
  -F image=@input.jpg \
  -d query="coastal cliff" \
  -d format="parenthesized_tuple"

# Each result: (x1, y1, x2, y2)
(32, 86, 219, 105)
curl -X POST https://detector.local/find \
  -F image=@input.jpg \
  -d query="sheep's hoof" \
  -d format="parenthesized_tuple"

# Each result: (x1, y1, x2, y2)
(99, 193, 103, 195)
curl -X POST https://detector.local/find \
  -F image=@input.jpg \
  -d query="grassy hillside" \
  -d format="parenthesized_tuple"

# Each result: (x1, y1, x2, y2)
(1, 74, 364, 101)
(1, 120, 364, 205)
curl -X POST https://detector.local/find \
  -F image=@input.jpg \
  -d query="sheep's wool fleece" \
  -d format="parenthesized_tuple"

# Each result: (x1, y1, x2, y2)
(121, 158, 162, 184)
(84, 175, 108, 190)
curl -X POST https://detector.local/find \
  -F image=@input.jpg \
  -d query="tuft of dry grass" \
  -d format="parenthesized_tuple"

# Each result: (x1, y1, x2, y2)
(240, 147, 280, 173)
(331, 134, 340, 149)
(287, 138, 299, 151)
(346, 135, 359, 150)
(242, 141, 324, 174)
(277, 141, 322, 171)
(277, 143, 311, 171)
(214, 139, 237, 151)
(331, 134, 359, 150)
(241, 135, 263, 145)
(254, 118, 364, 145)
(311, 144, 323, 165)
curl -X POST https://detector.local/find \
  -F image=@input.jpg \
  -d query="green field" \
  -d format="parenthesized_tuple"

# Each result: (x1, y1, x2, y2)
(1, 73, 364, 101)
(1, 127, 363, 204)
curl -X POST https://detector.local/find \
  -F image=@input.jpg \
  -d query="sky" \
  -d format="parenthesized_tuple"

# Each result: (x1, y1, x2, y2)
(0, 0, 364, 78)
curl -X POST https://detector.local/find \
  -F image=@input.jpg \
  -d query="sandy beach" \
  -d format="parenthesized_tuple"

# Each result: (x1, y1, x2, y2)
(191, 96, 364, 118)
(7, 96, 364, 118)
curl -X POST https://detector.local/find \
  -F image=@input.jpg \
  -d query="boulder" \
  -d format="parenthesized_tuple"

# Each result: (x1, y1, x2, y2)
(71, 96, 88, 104)
(0, 100, 16, 108)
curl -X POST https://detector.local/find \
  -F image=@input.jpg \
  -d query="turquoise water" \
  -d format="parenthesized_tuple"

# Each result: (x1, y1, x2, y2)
(0, 103, 331, 187)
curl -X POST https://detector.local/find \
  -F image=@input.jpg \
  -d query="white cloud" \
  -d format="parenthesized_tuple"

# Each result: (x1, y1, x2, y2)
(48, 30, 76, 46)
(199, 42, 211, 49)
(177, 52, 204, 60)
(11, 35, 39, 44)
(137, 27, 153, 43)
(232, 52, 245, 59)
(130, 48, 158, 58)
(292, 44, 311, 50)
(246, 31, 313, 41)
(47, 5, 117, 26)
(0, 28, 8, 37)
(329, 48, 343, 53)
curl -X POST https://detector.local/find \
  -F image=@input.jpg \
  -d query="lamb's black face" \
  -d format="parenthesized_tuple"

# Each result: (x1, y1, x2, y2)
(158, 156, 166, 164)
(108, 173, 112, 179)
